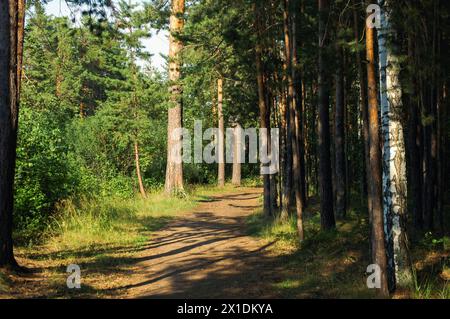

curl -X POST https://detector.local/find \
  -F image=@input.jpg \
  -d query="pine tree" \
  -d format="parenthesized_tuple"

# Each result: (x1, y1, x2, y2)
(366, 0, 389, 296)
(317, 0, 335, 230)
(0, 0, 19, 269)
(165, 0, 185, 194)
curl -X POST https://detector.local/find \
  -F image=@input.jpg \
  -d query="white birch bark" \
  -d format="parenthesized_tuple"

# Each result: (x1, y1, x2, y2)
(378, 0, 413, 290)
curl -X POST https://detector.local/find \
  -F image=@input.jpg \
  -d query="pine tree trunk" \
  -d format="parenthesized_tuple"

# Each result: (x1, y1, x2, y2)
(354, 0, 371, 219)
(254, 2, 271, 217)
(269, 86, 279, 213)
(217, 78, 225, 187)
(17, 0, 25, 95)
(301, 78, 308, 201)
(334, 43, 346, 219)
(429, 0, 439, 232)
(365, 6, 389, 296)
(407, 35, 423, 229)
(378, 0, 413, 291)
(277, 70, 289, 214)
(165, 0, 185, 194)
(292, 2, 307, 208)
(436, 4, 443, 233)
(283, 0, 304, 239)
(317, 0, 335, 230)
(280, 66, 292, 220)
(134, 141, 147, 199)
(437, 81, 444, 233)
(0, 0, 19, 268)
(232, 124, 242, 186)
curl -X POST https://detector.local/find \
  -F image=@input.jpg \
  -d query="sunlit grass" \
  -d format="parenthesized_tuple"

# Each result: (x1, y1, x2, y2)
(247, 212, 300, 251)
(0, 272, 10, 294)
(246, 208, 375, 298)
(414, 279, 450, 299)
(45, 184, 239, 252)
(246, 203, 449, 299)
(7, 183, 244, 297)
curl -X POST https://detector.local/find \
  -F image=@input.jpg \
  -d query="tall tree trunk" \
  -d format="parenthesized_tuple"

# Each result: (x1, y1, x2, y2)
(437, 81, 444, 233)
(354, 1, 371, 215)
(232, 123, 242, 186)
(334, 43, 346, 219)
(407, 34, 423, 229)
(436, 19, 444, 233)
(365, 5, 389, 296)
(134, 141, 147, 199)
(428, 1, 439, 232)
(317, 0, 335, 230)
(301, 77, 308, 200)
(217, 78, 225, 187)
(254, 2, 271, 217)
(276, 68, 289, 214)
(268, 82, 279, 213)
(292, 2, 307, 207)
(0, 0, 19, 268)
(165, 0, 185, 194)
(280, 61, 292, 220)
(17, 0, 24, 95)
(378, 0, 413, 292)
(422, 96, 434, 231)
(283, 0, 304, 240)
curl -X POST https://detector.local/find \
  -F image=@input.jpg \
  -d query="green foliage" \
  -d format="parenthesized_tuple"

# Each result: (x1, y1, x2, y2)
(14, 4, 168, 242)
(14, 2, 262, 242)
(15, 104, 72, 241)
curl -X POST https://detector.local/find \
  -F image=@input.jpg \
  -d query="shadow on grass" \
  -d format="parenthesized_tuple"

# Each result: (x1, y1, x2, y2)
(8, 189, 409, 299)
(52, 207, 377, 298)
(243, 206, 379, 299)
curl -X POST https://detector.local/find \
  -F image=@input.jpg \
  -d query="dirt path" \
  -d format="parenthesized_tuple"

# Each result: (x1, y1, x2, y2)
(116, 187, 280, 298)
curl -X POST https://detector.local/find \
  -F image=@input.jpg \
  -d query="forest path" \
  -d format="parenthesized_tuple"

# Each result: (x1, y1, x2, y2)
(116, 187, 280, 298)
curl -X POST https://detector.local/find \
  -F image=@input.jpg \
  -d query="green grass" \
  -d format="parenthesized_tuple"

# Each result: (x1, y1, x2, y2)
(246, 207, 376, 298)
(241, 176, 264, 188)
(46, 193, 192, 252)
(5, 183, 241, 298)
(0, 272, 10, 294)
(413, 279, 450, 299)
(37, 183, 239, 253)
(246, 213, 300, 251)
(246, 204, 449, 299)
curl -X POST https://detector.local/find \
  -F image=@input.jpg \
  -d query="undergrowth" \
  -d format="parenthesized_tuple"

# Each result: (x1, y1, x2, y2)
(246, 204, 449, 299)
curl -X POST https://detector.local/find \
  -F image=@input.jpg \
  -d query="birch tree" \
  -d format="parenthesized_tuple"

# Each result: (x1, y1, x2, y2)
(377, 0, 413, 291)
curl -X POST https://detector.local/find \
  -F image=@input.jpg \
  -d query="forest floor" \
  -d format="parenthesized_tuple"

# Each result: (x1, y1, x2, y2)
(1, 187, 281, 298)
(1, 186, 449, 298)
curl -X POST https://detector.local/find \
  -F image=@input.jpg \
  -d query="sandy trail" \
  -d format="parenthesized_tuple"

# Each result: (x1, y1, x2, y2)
(118, 187, 279, 299)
